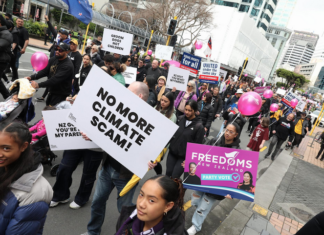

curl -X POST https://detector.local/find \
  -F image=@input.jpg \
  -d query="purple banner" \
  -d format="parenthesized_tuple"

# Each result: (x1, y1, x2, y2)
(183, 143, 259, 202)
(254, 86, 271, 96)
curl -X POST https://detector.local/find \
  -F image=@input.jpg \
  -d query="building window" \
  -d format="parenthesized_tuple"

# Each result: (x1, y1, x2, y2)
(251, 8, 260, 16)
(242, 0, 252, 2)
(264, 13, 271, 23)
(239, 4, 250, 12)
(284, 32, 287, 37)
(266, 36, 270, 40)
(272, 0, 277, 5)
(260, 23, 268, 31)
(275, 30, 280, 35)
(267, 4, 274, 14)
(272, 38, 277, 47)
(214, 0, 239, 7)
(254, 0, 263, 7)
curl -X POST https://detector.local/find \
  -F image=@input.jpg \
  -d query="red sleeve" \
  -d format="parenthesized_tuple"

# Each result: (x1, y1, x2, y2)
(263, 127, 269, 141)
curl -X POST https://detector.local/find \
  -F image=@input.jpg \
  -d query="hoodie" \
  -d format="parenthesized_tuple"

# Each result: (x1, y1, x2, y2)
(274, 117, 295, 141)
(169, 115, 205, 158)
(116, 206, 188, 235)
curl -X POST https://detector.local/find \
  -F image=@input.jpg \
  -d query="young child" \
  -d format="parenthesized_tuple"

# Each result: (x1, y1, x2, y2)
(0, 94, 19, 120)
(29, 106, 56, 143)
(247, 117, 270, 152)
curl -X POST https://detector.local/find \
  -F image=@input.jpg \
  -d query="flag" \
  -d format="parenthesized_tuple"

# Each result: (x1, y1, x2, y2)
(61, 0, 93, 25)
(204, 37, 212, 58)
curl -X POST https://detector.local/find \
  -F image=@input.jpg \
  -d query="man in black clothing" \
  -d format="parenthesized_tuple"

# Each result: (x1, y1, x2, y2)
(97, 54, 114, 68)
(27, 42, 74, 106)
(68, 39, 82, 92)
(44, 27, 51, 45)
(15, 17, 29, 70)
(136, 59, 146, 82)
(265, 113, 295, 160)
(0, 15, 12, 99)
(113, 53, 122, 63)
(211, 86, 223, 120)
(146, 59, 161, 80)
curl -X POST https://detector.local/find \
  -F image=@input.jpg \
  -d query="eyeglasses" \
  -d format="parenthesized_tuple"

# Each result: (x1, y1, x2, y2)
(55, 48, 64, 53)
(225, 129, 236, 135)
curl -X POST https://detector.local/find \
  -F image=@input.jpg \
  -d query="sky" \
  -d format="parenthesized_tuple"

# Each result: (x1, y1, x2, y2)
(288, 0, 324, 37)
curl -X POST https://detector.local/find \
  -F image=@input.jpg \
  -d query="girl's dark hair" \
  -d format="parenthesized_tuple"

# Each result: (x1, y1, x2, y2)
(185, 100, 198, 112)
(242, 171, 253, 186)
(0, 123, 36, 202)
(145, 75, 157, 90)
(43, 106, 57, 111)
(228, 122, 241, 135)
(155, 92, 175, 119)
(121, 55, 131, 64)
(83, 54, 92, 66)
(205, 92, 212, 104)
(112, 62, 126, 73)
(148, 175, 185, 210)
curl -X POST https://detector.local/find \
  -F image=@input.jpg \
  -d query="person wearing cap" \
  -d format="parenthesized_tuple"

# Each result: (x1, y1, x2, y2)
(291, 112, 309, 149)
(44, 15, 70, 58)
(224, 88, 243, 114)
(68, 39, 82, 91)
(26, 42, 74, 106)
(0, 15, 12, 99)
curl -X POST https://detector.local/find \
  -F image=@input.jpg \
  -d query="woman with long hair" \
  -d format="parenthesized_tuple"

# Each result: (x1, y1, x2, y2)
(131, 54, 139, 67)
(174, 80, 197, 117)
(197, 92, 214, 137)
(237, 171, 255, 194)
(74, 54, 92, 94)
(115, 175, 187, 235)
(0, 122, 53, 234)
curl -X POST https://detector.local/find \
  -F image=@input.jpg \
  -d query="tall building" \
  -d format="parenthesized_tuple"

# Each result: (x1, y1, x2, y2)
(281, 30, 319, 67)
(295, 58, 324, 86)
(212, 0, 278, 35)
(270, 0, 298, 27)
(312, 34, 324, 59)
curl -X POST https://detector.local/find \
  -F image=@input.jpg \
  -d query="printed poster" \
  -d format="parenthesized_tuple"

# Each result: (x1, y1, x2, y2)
(199, 62, 221, 84)
(254, 86, 271, 96)
(180, 52, 201, 75)
(155, 44, 173, 60)
(122, 67, 137, 85)
(183, 143, 259, 202)
(102, 29, 133, 55)
(166, 66, 190, 92)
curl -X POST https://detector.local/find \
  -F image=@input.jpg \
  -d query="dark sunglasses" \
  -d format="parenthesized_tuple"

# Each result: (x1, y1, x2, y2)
(109, 66, 115, 71)
(127, 60, 131, 62)
(55, 48, 64, 53)
(187, 85, 193, 88)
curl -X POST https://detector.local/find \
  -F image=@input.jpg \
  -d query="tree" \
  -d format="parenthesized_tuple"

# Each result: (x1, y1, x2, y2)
(276, 68, 310, 88)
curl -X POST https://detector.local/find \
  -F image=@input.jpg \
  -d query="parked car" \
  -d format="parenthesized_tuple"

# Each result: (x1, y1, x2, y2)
(310, 110, 324, 127)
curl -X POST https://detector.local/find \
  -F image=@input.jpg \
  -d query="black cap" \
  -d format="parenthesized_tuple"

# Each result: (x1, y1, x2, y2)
(5, 13, 12, 18)
(301, 112, 306, 116)
(59, 29, 69, 36)
(6, 20, 14, 29)
(0, 15, 7, 28)
(56, 42, 70, 51)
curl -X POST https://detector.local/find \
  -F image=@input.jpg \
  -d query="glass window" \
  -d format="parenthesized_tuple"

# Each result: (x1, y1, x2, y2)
(266, 36, 270, 40)
(260, 23, 268, 31)
(268, 29, 273, 33)
(272, 0, 277, 5)
(275, 30, 280, 35)
(239, 5, 250, 12)
(264, 13, 271, 23)
(254, 0, 263, 7)
(214, 0, 239, 7)
(284, 32, 287, 37)
(242, 0, 252, 2)
(251, 8, 260, 16)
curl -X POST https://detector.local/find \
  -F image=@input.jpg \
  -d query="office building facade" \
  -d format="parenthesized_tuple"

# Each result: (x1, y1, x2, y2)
(270, 0, 297, 27)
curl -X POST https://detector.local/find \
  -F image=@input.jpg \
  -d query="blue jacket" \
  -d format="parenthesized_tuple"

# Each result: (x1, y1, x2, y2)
(0, 164, 53, 235)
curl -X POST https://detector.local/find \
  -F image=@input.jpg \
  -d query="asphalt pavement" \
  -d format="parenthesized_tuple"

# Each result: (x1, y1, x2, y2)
(1, 46, 270, 235)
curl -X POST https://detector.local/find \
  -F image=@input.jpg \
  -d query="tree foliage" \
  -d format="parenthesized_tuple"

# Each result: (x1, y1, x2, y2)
(276, 68, 310, 88)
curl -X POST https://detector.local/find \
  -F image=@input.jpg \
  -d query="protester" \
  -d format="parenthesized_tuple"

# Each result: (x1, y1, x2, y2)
(97, 54, 114, 68)
(115, 175, 187, 235)
(131, 54, 139, 67)
(78, 31, 83, 49)
(218, 76, 226, 95)
(4, 20, 18, 82)
(166, 100, 204, 178)
(113, 53, 122, 63)
(269, 103, 283, 138)
(197, 92, 214, 137)
(69, 39, 82, 88)
(174, 80, 197, 117)
(15, 17, 29, 69)
(161, 62, 170, 77)
(291, 112, 309, 149)
(0, 15, 12, 99)
(197, 83, 209, 101)
(144, 55, 152, 69)
(44, 26, 51, 45)
(146, 59, 162, 80)
(136, 59, 147, 82)
(247, 117, 270, 151)
(90, 45, 102, 66)
(107, 62, 126, 86)
(224, 89, 243, 114)
(0, 122, 53, 234)
(187, 123, 240, 235)
(211, 86, 223, 120)
(27, 42, 74, 106)
(265, 113, 295, 160)
(144, 75, 157, 107)
(81, 82, 149, 235)
(75, 54, 92, 93)
(223, 84, 236, 100)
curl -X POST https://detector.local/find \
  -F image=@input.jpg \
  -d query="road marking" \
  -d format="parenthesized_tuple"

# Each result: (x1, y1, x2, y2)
(260, 146, 267, 152)
(18, 69, 33, 72)
(252, 204, 268, 216)
(183, 200, 192, 211)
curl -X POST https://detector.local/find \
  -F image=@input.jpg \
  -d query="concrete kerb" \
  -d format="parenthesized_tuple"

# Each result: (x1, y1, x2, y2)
(212, 150, 293, 235)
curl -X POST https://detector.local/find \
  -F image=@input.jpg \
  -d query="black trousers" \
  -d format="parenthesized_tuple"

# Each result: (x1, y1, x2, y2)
(267, 135, 286, 160)
(292, 133, 303, 147)
(42, 88, 49, 98)
(316, 144, 324, 160)
(46, 93, 67, 106)
(249, 119, 259, 135)
(0, 63, 10, 99)
(166, 152, 184, 178)
(44, 35, 49, 45)
(296, 211, 324, 235)
(269, 118, 277, 138)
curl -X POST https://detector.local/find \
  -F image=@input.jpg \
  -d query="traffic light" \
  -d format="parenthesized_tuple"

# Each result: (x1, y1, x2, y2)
(237, 66, 242, 76)
(167, 19, 177, 36)
(169, 35, 178, 47)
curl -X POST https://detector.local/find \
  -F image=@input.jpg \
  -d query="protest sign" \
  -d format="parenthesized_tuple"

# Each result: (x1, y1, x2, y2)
(122, 67, 137, 84)
(166, 66, 190, 91)
(254, 76, 262, 83)
(183, 143, 259, 202)
(67, 65, 178, 178)
(155, 44, 173, 60)
(43, 109, 99, 151)
(296, 100, 306, 112)
(276, 88, 286, 96)
(282, 91, 302, 108)
(199, 62, 221, 84)
(102, 29, 133, 55)
(180, 52, 201, 75)
(219, 69, 228, 79)
(233, 75, 238, 82)
(254, 86, 271, 95)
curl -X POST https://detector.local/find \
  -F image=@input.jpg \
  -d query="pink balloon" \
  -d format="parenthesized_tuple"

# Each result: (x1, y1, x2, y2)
(263, 89, 273, 98)
(244, 73, 248, 77)
(162, 60, 181, 68)
(270, 103, 279, 112)
(238, 92, 262, 116)
(195, 41, 203, 50)
(147, 50, 152, 55)
(290, 98, 298, 107)
(31, 52, 48, 71)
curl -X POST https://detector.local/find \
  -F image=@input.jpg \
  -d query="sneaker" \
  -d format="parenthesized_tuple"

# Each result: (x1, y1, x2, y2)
(187, 225, 197, 235)
(35, 97, 45, 102)
(69, 201, 81, 209)
(50, 198, 69, 208)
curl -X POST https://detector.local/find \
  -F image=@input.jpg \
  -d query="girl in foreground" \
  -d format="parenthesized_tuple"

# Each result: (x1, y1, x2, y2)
(115, 175, 187, 235)
(0, 123, 53, 234)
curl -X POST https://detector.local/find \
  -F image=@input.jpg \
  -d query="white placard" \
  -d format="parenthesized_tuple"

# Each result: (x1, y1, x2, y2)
(233, 75, 238, 81)
(155, 44, 173, 60)
(67, 65, 178, 178)
(296, 100, 306, 112)
(276, 88, 286, 96)
(254, 76, 262, 82)
(102, 29, 133, 55)
(122, 67, 137, 84)
(219, 69, 228, 79)
(43, 109, 99, 151)
(166, 66, 190, 92)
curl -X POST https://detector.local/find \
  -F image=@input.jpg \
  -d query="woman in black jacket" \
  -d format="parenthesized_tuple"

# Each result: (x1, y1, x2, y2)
(197, 92, 214, 137)
(211, 86, 223, 120)
(166, 100, 205, 178)
(186, 123, 240, 235)
(115, 175, 187, 235)
(74, 54, 92, 94)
